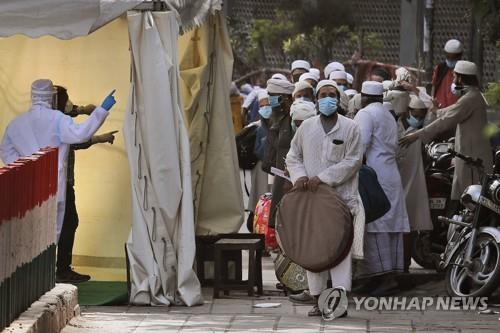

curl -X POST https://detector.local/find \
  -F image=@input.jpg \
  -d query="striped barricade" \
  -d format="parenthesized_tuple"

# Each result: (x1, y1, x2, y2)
(0, 147, 58, 331)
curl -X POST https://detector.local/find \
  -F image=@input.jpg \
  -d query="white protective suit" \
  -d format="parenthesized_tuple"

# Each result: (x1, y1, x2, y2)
(0, 80, 109, 240)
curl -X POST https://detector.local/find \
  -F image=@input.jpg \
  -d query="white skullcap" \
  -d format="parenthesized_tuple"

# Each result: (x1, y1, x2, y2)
(454, 60, 477, 76)
(346, 73, 353, 85)
(266, 78, 295, 95)
(344, 89, 358, 97)
(31, 79, 54, 106)
(291, 60, 311, 71)
(271, 73, 289, 81)
(329, 70, 347, 81)
(316, 80, 339, 96)
(383, 101, 394, 111)
(382, 80, 394, 91)
(444, 39, 463, 54)
(409, 95, 427, 109)
(316, 80, 349, 111)
(290, 100, 316, 121)
(293, 80, 313, 97)
(361, 81, 384, 95)
(324, 62, 345, 79)
(299, 72, 318, 83)
(258, 90, 269, 101)
(395, 67, 411, 82)
(309, 68, 321, 81)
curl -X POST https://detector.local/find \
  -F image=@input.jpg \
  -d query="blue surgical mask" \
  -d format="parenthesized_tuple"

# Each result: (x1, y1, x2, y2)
(268, 95, 281, 108)
(318, 97, 338, 116)
(258, 105, 272, 119)
(338, 85, 347, 92)
(291, 121, 297, 133)
(450, 82, 464, 96)
(446, 59, 457, 68)
(407, 114, 423, 129)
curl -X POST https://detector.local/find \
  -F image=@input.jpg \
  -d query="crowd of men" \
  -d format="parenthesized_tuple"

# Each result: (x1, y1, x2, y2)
(237, 38, 492, 317)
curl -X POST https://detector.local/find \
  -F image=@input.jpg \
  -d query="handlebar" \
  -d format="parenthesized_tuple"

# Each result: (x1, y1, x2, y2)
(447, 148, 484, 169)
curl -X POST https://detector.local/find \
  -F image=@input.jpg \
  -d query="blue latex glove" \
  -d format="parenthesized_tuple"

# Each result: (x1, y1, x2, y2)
(101, 89, 116, 111)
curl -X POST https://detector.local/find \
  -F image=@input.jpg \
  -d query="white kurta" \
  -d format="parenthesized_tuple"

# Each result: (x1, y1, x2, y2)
(353, 102, 410, 233)
(397, 122, 433, 231)
(286, 115, 363, 212)
(286, 115, 363, 292)
(0, 103, 109, 239)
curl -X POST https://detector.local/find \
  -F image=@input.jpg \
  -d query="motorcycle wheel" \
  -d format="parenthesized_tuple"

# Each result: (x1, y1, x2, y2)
(446, 233, 500, 297)
(411, 232, 439, 269)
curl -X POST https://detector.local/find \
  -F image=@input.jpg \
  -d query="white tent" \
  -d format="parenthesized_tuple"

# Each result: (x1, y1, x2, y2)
(0, 0, 235, 306)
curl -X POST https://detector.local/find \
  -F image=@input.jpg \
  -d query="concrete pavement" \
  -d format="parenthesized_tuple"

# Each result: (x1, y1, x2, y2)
(61, 253, 500, 332)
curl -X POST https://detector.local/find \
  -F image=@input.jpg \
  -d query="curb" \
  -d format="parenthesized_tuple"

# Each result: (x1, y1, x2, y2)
(1, 284, 79, 333)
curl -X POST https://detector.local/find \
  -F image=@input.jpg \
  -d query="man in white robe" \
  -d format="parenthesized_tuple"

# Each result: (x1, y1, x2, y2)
(286, 80, 363, 317)
(353, 81, 410, 295)
(0, 79, 115, 241)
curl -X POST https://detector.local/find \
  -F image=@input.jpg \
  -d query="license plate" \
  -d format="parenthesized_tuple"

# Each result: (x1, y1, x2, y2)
(429, 197, 446, 209)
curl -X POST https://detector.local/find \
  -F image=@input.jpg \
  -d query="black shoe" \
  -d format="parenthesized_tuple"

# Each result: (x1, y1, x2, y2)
(308, 305, 322, 316)
(289, 290, 316, 305)
(56, 269, 91, 284)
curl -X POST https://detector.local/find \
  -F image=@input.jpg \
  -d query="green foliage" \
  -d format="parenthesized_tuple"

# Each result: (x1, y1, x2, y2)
(230, 0, 384, 69)
(485, 82, 500, 108)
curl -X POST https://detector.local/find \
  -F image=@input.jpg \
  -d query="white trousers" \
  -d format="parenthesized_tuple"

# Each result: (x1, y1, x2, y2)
(306, 250, 352, 296)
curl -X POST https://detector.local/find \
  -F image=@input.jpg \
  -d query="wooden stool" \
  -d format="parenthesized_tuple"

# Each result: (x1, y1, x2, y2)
(213, 238, 263, 298)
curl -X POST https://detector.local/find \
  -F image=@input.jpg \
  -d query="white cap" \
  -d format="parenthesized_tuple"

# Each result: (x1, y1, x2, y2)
(361, 81, 384, 95)
(266, 78, 295, 95)
(324, 61, 345, 79)
(395, 67, 411, 82)
(309, 68, 321, 81)
(290, 100, 316, 121)
(316, 80, 349, 111)
(383, 101, 394, 111)
(382, 80, 394, 91)
(344, 89, 358, 98)
(409, 95, 427, 109)
(271, 73, 289, 81)
(31, 79, 54, 106)
(346, 73, 354, 85)
(293, 80, 313, 97)
(454, 60, 477, 76)
(316, 80, 339, 96)
(444, 39, 463, 54)
(299, 72, 318, 83)
(329, 70, 347, 81)
(291, 60, 311, 71)
(258, 90, 269, 101)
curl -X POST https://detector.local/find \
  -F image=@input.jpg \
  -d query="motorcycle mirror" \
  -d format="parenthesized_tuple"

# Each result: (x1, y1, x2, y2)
(494, 151, 500, 174)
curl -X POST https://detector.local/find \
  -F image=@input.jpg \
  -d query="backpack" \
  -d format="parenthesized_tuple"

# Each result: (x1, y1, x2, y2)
(358, 165, 391, 224)
(235, 124, 258, 170)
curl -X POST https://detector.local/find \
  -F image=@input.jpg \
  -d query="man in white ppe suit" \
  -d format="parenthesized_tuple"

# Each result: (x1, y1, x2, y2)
(0, 79, 116, 241)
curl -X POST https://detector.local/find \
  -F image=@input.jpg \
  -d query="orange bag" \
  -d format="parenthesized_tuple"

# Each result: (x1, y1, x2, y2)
(253, 193, 278, 251)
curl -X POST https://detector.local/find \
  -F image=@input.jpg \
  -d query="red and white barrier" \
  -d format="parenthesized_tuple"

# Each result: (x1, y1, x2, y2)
(0, 147, 58, 330)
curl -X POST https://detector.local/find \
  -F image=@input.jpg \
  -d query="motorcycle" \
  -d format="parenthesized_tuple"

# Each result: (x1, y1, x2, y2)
(411, 140, 454, 269)
(439, 149, 500, 297)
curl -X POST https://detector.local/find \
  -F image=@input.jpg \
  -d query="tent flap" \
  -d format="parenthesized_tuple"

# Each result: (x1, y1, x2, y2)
(0, 0, 142, 39)
(124, 10, 202, 306)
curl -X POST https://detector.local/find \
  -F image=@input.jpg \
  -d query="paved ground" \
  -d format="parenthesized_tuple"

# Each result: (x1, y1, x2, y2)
(62, 255, 500, 332)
